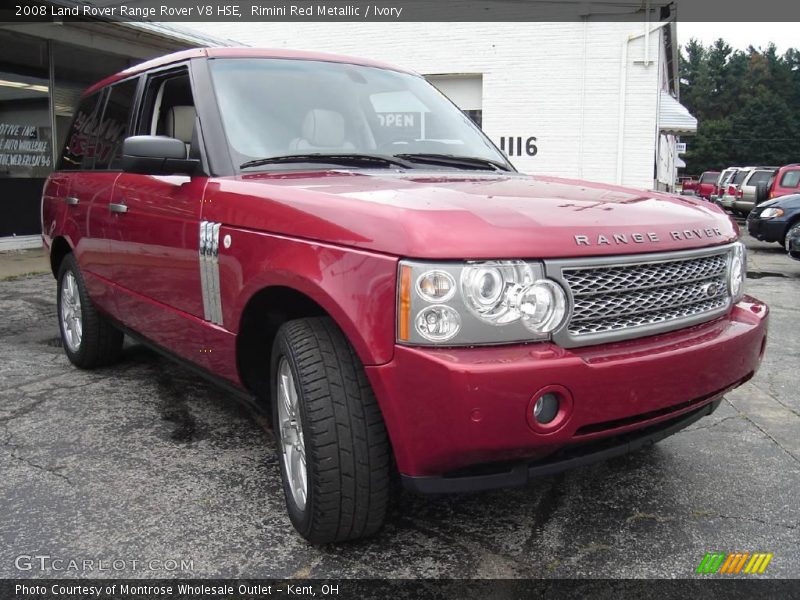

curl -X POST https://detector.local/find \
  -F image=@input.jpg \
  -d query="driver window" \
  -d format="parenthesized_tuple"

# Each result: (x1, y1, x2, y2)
(137, 68, 197, 157)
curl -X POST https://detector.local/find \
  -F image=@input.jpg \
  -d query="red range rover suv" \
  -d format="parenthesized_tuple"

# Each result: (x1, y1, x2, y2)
(42, 48, 768, 543)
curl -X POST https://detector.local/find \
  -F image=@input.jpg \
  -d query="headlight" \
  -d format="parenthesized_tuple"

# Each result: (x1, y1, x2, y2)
(398, 260, 569, 346)
(759, 207, 784, 219)
(728, 241, 746, 303)
(461, 261, 534, 324)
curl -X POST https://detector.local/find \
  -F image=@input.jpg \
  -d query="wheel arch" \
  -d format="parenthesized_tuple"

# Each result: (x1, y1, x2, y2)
(49, 236, 74, 278)
(235, 285, 327, 402)
(234, 278, 392, 403)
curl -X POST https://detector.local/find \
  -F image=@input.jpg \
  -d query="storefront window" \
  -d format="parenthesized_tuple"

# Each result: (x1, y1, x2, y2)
(0, 31, 133, 239)
(0, 32, 50, 238)
(0, 71, 52, 178)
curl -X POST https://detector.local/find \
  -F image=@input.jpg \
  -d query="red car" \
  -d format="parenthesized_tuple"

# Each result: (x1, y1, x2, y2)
(678, 176, 698, 194)
(696, 170, 721, 200)
(768, 164, 800, 200)
(42, 48, 767, 543)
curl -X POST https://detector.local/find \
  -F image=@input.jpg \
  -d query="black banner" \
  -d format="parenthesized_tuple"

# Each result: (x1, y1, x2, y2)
(2, 0, 800, 22)
(3, 579, 800, 600)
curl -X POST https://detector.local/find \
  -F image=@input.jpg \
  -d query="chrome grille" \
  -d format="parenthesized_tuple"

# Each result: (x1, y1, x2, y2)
(564, 254, 727, 296)
(549, 248, 733, 346)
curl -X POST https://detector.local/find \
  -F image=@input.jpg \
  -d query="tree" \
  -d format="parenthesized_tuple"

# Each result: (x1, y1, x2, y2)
(679, 39, 800, 175)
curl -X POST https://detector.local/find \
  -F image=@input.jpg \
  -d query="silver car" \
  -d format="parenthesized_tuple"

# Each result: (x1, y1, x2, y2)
(733, 168, 778, 215)
(712, 167, 738, 203)
(720, 167, 753, 210)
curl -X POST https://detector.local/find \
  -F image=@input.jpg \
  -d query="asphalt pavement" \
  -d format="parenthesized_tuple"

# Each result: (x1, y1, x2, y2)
(0, 231, 798, 579)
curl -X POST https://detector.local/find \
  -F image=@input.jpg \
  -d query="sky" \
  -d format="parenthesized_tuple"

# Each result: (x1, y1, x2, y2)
(678, 22, 798, 53)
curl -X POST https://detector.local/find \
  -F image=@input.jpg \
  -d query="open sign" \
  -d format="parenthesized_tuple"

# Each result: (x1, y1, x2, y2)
(377, 112, 417, 128)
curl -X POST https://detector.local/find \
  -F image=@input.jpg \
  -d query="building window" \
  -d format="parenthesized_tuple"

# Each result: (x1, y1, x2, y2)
(463, 109, 483, 129)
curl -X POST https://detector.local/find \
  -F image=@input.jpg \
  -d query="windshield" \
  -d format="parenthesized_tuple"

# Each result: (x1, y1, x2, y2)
(208, 58, 509, 171)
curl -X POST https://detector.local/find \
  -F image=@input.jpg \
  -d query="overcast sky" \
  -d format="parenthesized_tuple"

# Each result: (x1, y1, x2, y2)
(678, 22, 798, 53)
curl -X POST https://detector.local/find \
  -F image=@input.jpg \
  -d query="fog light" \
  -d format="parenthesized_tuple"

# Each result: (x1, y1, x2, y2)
(533, 392, 560, 424)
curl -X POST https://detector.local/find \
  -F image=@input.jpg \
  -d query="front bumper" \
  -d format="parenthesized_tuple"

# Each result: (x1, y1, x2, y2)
(365, 297, 768, 490)
(747, 216, 787, 243)
(403, 399, 722, 493)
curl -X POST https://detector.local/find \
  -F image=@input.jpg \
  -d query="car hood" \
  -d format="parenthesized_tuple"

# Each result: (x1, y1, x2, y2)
(204, 170, 738, 259)
(759, 194, 800, 210)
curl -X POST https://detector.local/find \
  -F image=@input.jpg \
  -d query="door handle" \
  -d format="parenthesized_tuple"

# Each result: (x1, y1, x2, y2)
(109, 203, 128, 214)
(65, 196, 79, 206)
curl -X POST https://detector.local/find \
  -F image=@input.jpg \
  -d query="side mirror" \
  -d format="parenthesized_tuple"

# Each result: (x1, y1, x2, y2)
(122, 136, 200, 175)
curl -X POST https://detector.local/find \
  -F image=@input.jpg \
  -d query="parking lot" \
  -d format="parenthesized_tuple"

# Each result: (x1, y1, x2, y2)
(0, 230, 798, 579)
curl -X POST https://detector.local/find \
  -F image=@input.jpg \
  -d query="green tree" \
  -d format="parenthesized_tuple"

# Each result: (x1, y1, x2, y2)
(679, 39, 800, 175)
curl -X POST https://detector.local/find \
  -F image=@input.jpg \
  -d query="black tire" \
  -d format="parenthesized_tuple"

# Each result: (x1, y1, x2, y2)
(271, 317, 391, 544)
(784, 222, 800, 251)
(56, 253, 123, 369)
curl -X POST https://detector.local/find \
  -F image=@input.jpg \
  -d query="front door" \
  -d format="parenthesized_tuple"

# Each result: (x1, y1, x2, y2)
(107, 65, 210, 361)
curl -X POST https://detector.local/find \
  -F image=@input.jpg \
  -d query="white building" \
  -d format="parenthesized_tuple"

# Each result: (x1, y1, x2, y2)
(189, 18, 697, 191)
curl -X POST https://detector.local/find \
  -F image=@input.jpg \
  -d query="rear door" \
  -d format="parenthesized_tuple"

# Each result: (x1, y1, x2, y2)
(107, 64, 209, 359)
(54, 87, 120, 312)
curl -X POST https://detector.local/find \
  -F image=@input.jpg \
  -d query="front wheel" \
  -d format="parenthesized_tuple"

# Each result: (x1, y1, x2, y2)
(57, 253, 123, 368)
(784, 223, 800, 252)
(271, 317, 391, 544)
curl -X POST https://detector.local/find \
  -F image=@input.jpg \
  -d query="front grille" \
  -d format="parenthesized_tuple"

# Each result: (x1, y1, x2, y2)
(549, 247, 733, 346)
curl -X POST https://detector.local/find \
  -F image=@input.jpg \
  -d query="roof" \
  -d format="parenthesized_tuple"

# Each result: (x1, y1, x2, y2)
(659, 91, 698, 136)
(84, 47, 415, 96)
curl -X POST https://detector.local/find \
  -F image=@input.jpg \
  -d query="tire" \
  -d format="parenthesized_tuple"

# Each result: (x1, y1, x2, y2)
(784, 222, 800, 252)
(271, 317, 391, 544)
(57, 253, 123, 369)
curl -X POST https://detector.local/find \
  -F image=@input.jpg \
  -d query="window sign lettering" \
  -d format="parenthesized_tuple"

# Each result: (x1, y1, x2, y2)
(0, 122, 52, 177)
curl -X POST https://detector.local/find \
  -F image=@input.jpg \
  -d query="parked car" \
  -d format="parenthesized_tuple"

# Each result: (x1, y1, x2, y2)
(41, 48, 767, 544)
(787, 223, 800, 260)
(720, 167, 753, 211)
(696, 170, 720, 200)
(678, 176, 698, 195)
(733, 167, 778, 215)
(767, 163, 800, 200)
(747, 193, 800, 249)
(711, 167, 738, 203)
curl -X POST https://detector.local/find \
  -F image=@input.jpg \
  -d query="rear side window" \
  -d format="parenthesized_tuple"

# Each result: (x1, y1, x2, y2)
(94, 78, 139, 170)
(59, 91, 105, 170)
(747, 171, 774, 186)
(732, 170, 749, 185)
(779, 170, 800, 188)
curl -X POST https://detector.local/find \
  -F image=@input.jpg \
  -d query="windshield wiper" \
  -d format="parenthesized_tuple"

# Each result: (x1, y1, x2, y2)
(239, 153, 415, 170)
(393, 153, 513, 172)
